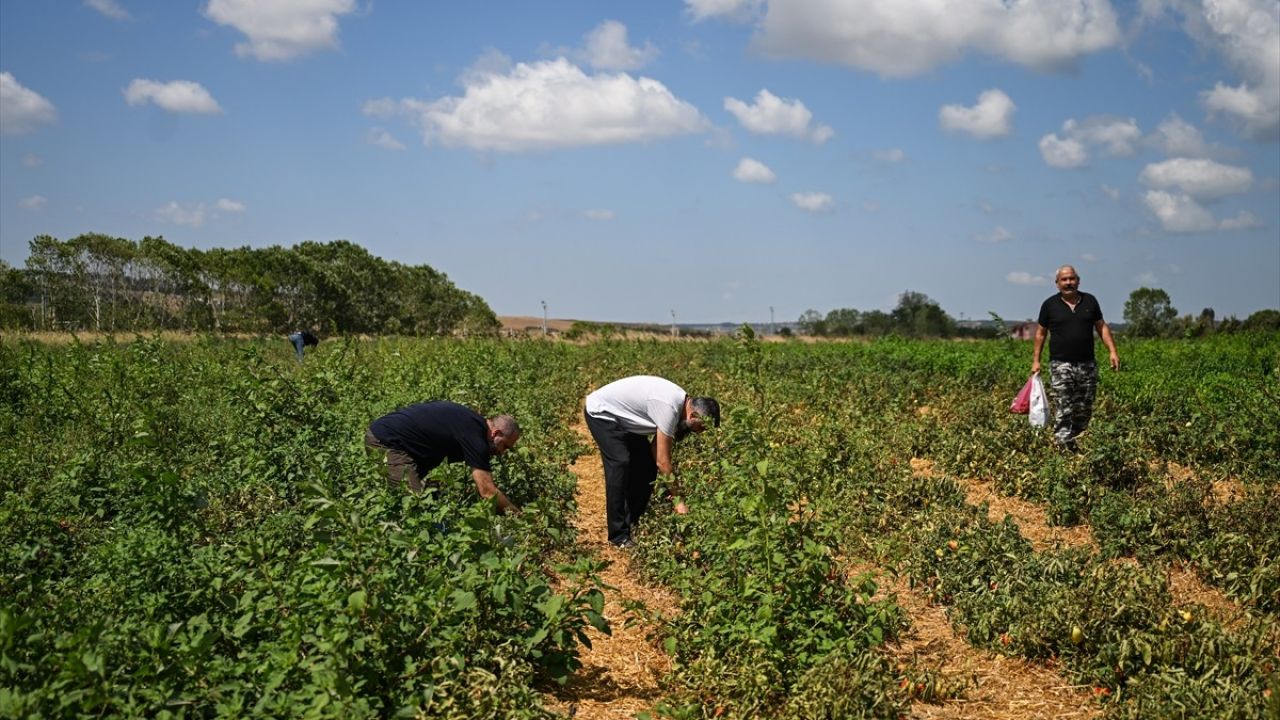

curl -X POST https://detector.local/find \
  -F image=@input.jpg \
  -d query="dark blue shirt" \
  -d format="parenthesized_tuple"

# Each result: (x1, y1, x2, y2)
(369, 401, 492, 473)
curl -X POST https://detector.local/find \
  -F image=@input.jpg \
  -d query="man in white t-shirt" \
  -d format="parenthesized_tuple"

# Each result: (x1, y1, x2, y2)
(584, 375, 721, 547)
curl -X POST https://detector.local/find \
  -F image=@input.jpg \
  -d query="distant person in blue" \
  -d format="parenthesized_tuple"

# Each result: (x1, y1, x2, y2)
(288, 330, 319, 361)
(365, 401, 522, 514)
(1032, 265, 1120, 448)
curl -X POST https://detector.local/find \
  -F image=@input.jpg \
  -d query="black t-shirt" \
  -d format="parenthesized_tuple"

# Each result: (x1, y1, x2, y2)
(1037, 292, 1103, 363)
(369, 401, 492, 473)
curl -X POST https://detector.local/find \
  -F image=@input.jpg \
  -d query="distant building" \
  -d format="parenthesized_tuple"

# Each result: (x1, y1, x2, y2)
(1009, 320, 1037, 340)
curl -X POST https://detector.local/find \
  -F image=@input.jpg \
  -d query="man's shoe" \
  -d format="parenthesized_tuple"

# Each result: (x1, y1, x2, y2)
(611, 537, 634, 549)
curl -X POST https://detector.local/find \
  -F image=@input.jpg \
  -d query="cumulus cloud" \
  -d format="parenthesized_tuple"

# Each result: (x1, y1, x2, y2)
(1147, 113, 1214, 158)
(124, 79, 223, 114)
(579, 20, 658, 70)
(1143, 191, 1214, 232)
(22, 153, 44, 168)
(1039, 134, 1086, 167)
(583, 208, 616, 221)
(85, 0, 131, 21)
(154, 201, 207, 227)
(366, 127, 405, 150)
(686, 0, 763, 23)
(1218, 211, 1262, 230)
(216, 198, 245, 212)
(1, 72, 57, 135)
(1038, 115, 1141, 167)
(203, 0, 357, 61)
(371, 58, 707, 152)
(739, 0, 1121, 77)
(724, 88, 833, 143)
(1139, 158, 1252, 200)
(19, 195, 48, 210)
(1101, 184, 1120, 201)
(1006, 271, 1049, 286)
(732, 157, 777, 183)
(939, 89, 1015, 139)
(790, 191, 833, 212)
(1170, 0, 1280, 140)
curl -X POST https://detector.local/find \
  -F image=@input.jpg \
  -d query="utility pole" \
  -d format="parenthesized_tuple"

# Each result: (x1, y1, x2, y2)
(670, 309, 678, 338)
(541, 300, 548, 338)
(770, 306, 775, 336)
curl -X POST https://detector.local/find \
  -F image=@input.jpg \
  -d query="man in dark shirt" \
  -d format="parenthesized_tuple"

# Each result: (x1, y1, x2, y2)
(365, 401, 521, 513)
(288, 330, 319, 362)
(1032, 265, 1120, 447)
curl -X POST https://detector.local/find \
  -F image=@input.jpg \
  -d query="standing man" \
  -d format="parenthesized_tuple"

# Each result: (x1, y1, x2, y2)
(584, 375, 720, 547)
(1032, 265, 1120, 448)
(365, 401, 522, 514)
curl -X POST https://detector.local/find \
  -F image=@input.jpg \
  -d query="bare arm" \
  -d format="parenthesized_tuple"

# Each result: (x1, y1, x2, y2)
(1096, 320, 1120, 370)
(471, 468, 519, 514)
(1032, 324, 1047, 374)
(653, 432, 687, 514)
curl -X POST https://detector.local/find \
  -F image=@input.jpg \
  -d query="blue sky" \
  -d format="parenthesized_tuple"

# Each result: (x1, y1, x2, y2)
(2, 0, 1277, 324)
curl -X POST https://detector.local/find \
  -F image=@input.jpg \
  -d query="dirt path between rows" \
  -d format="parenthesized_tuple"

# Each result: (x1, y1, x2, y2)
(543, 424, 680, 719)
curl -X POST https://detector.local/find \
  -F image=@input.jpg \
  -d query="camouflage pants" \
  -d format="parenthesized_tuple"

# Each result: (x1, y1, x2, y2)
(1048, 360, 1098, 445)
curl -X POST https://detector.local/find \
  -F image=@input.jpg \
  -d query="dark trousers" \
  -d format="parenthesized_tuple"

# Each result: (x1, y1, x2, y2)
(584, 410, 657, 545)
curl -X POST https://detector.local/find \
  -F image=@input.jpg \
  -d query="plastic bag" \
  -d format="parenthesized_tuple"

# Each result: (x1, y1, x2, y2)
(1029, 374, 1048, 428)
(1010, 376, 1034, 414)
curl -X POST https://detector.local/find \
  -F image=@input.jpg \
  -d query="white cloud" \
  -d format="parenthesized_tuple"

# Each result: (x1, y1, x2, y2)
(215, 198, 245, 213)
(1143, 190, 1215, 232)
(732, 157, 777, 183)
(0, 72, 57, 135)
(1006, 271, 1049, 286)
(743, 0, 1121, 77)
(583, 208, 615, 221)
(1039, 133, 1087, 167)
(385, 58, 707, 152)
(124, 79, 223, 114)
(1134, 271, 1159, 285)
(19, 195, 48, 210)
(1039, 114, 1141, 167)
(1081, 253, 1098, 262)
(1147, 113, 1213, 158)
(203, 0, 357, 61)
(939, 89, 1015, 139)
(366, 127, 405, 150)
(580, 20, 658, 70)
(724, 88, 833, 143)
(1063, 116, 1141, 156)
(85, 0, 130, 21)
(686, 0, 762, 23)
(1101, 184, 1120, 201)
(361, 98, 399, 119)
(154, 201, 207, 227)
(874, 147, 905, 164)
(863, 200, 881, 213)
(1173, 0, 1280, 140)
(1139, 158, 1252, 200)
(1218, 210, 1262, 230)
(22, 153, 44, 168)
(790, 191, 833, 212)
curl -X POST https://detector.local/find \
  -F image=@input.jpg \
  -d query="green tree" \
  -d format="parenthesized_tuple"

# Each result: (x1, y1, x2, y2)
(1123, 287, 1178, 337)
(798, 309, 827, 336)
(891, 290, 955, 337)
(1242, 308, 1280, 333)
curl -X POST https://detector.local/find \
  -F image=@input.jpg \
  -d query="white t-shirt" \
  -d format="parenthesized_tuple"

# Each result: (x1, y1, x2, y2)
(585, 375, 685, 437)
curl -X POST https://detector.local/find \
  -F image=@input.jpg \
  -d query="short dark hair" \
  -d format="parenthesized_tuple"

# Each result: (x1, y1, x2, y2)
(690, 397, 721, 428)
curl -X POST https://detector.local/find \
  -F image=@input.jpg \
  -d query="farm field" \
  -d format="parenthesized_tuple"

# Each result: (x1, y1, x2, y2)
(1, 332, 1277, 719)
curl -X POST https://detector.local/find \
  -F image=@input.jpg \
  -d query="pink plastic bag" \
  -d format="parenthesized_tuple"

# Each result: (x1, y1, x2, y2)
(1010, 375, 1034, 414)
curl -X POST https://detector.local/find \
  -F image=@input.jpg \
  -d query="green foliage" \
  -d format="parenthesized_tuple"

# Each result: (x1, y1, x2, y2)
(1124, 287, 1178, 338)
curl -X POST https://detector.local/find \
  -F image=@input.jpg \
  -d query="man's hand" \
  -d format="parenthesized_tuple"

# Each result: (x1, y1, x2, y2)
(1108, 351, 1120, 371)
(1031, 360, 1041, 375)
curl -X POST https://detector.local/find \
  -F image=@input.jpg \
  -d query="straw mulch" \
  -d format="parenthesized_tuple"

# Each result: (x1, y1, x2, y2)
(541, 424, 680, 719)
(909, 458, 1095, 552)
(876, 570, 1101, 720)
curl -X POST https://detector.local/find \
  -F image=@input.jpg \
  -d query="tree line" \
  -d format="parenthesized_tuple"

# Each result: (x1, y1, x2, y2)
(798, 289, 1278, 339)
(0, 235, 499, 335)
